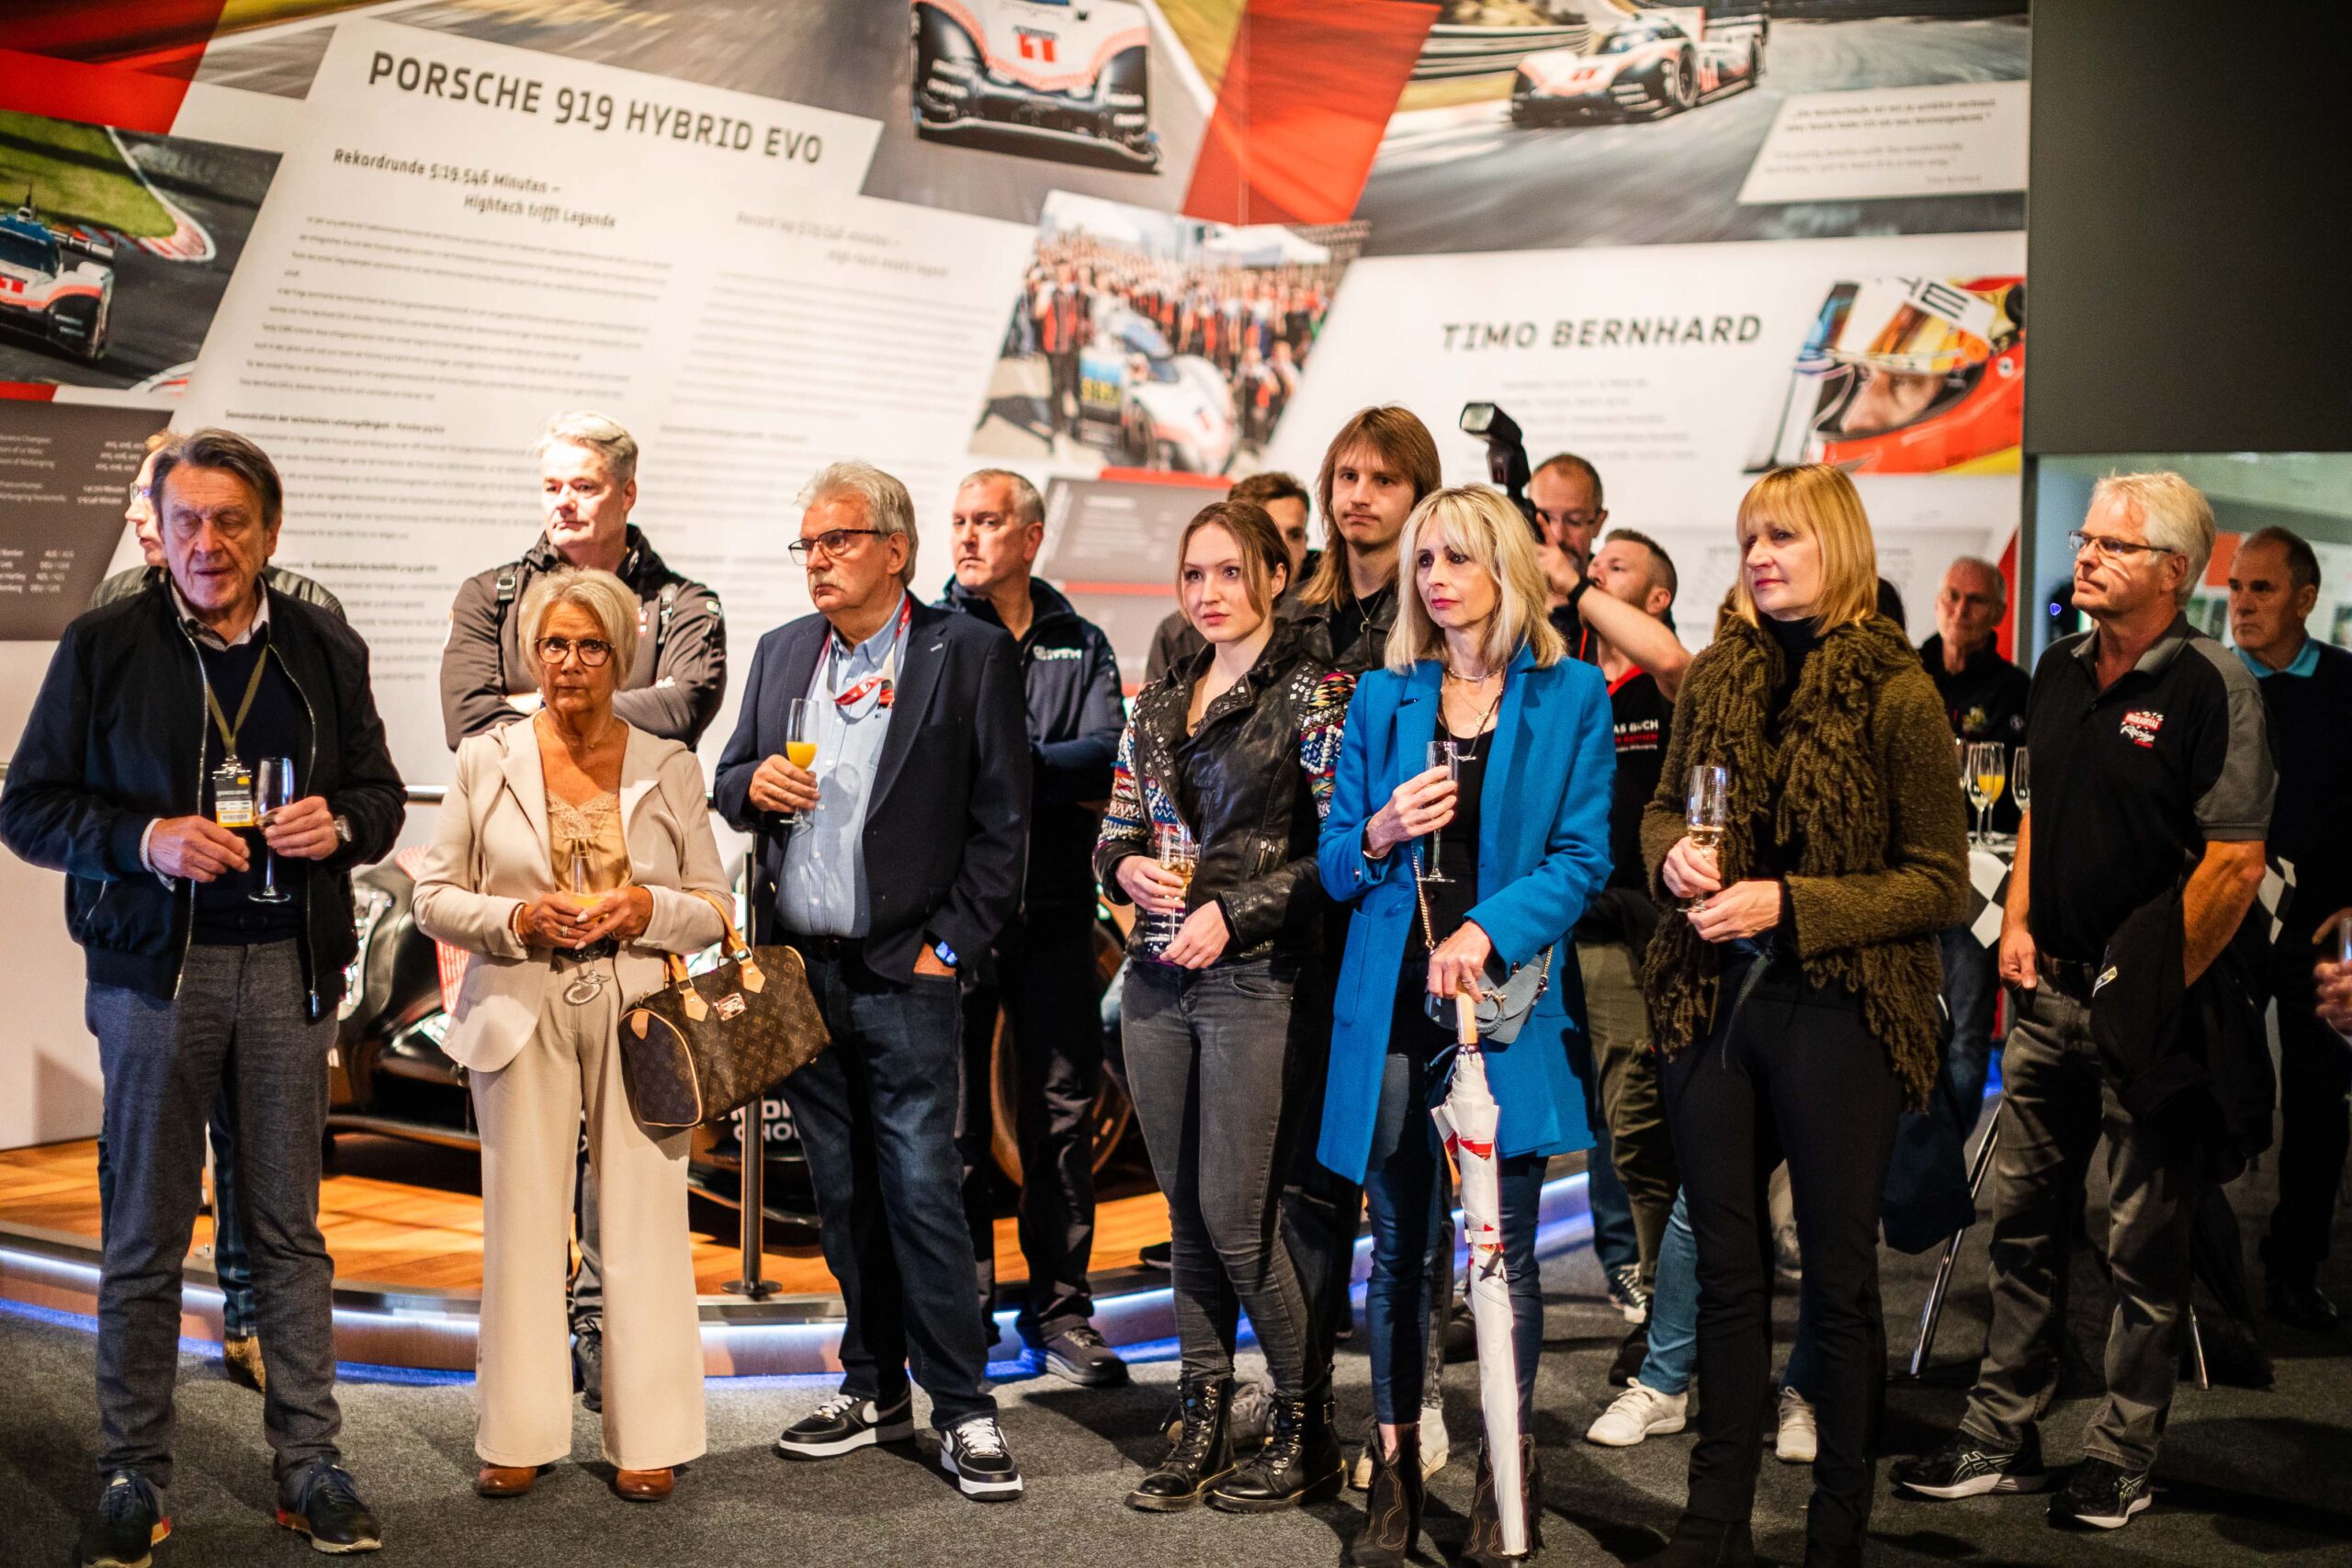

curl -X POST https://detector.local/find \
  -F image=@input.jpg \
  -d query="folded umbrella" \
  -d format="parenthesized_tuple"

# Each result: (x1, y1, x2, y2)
(1431, 996, 1525, 1555)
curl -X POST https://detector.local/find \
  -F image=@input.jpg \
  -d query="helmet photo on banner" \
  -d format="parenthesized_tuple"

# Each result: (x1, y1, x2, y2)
(1747, 274, 2024, 475)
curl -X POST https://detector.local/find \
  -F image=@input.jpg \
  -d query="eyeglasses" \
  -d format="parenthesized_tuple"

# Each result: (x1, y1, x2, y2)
(535, 636, 614, 668)
(787, 527, 883, 561)
(2068, 530, 2177, 563)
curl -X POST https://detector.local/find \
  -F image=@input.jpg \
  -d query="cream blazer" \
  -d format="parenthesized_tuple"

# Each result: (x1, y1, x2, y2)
(413, 719, 730, 1075)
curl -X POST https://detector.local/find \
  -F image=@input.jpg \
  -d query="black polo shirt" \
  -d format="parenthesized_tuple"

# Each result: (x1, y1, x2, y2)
(1920, 634, 2030, 833)
(2023, 614, 2274, 963)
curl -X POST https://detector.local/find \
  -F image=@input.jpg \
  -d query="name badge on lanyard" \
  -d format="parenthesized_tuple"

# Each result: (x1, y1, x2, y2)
(819, 596, 912, 714)
(206, 653, 270, 829)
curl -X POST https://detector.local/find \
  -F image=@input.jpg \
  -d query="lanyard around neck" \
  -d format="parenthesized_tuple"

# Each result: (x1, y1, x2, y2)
(820, 596, 912, 711)
(204, 650, 271, 755)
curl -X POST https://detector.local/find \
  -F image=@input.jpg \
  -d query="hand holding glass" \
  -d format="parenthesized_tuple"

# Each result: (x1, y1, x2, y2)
(1150, 822, 1199, 954)
(249, 756, 296, 905)
(778, 697, 817, 828)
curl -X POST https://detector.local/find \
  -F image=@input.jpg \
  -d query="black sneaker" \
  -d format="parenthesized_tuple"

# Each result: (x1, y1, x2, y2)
(1139, 1240, 1172, 1271)
(2048, 1457, 2153, 1529)
(572, 1324, 603, 1414)
(1606, 1263, 1652, 1325)
(274, 1459, 383, 1554)
(1890, 1427, 2047, 1499)
(1040, 1324, 1129, 1388)
(937, 1415, 1023, 1501)
(77, 1472, 167, 1568)
(2266, 1272, 2343, 1334)
(775, 1391, 916, 1460)
(1608, 1319, 1650, 1389)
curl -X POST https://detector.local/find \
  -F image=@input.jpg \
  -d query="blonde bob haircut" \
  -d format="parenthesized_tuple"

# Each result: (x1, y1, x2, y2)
(1385, 485, 1566, 674)
(1729, 464, 1880, 630)
(518, 567, 639, 681)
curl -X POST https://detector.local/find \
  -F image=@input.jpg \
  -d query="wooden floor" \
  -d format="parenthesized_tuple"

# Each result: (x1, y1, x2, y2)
(0, 1134, 1171, 1300)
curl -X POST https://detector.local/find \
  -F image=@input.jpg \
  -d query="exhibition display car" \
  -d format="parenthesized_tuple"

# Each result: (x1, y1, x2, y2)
(0, 197, 113, 363)
(1077, 304, 1236, 474)
(1510, 7, 1765, 125)
(910, 0, 1161, 170)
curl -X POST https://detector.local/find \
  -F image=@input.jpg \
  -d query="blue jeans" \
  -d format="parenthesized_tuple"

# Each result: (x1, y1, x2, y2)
(1639, 1190, 1701, 1394)
(784, 949, 993, 1428)
(1568, 1022, 1639, 1278)
(1361, 1044, 1545, 1426)
(1121, 957, 1309, 1389)
(98, 1075, 255, 1339)
(1933, 925, 1996, 1142)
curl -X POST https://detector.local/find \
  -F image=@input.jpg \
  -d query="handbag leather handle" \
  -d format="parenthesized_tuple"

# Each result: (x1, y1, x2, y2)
(687, 888, 766, 992)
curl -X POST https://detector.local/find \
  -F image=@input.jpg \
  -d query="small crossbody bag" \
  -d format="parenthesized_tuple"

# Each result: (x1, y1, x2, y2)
(1411, 842, 1552, 1045)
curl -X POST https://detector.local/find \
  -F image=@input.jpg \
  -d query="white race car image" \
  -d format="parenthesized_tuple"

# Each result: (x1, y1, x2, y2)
(0, 197, 113, 363)
(910, 0, 1161, 171)
(1510, 6, 1765, 125)
(1078, 306, 1234, 474)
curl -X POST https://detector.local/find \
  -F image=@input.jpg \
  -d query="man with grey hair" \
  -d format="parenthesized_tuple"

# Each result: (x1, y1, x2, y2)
(1898, 472, 2275, 1530)
(437, 411, 729, 1408)
(717, 459, 1032, 1499)
(940, 466, 1127, 1386)
(440, 411, 725, 750)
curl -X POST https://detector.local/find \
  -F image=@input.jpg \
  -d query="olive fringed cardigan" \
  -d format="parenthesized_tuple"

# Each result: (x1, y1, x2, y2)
(1638, 608, 1971, 1111)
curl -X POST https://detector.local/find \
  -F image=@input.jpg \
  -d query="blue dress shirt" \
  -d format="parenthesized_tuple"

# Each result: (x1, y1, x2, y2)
(780, 595, 908, 937)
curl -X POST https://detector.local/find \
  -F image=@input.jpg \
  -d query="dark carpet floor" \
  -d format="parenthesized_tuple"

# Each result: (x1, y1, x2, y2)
(6, 1134, 2350, 1567)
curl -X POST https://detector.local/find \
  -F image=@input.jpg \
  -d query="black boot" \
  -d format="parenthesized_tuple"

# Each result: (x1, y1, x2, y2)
(1127, 1375, 1235, 1511)
(1349, 1424, 1424, 1567)
(1640, 1513, 1757, 1567)
(1207, 1392, 1343, 1511)
(1459, 1435, 1544, 1565)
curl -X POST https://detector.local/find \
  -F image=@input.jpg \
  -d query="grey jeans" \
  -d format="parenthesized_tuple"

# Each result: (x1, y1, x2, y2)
(1960, 980, 2198, 1472)
(86, 942, 341, 1485)
(1120, 956, 1308, 1391)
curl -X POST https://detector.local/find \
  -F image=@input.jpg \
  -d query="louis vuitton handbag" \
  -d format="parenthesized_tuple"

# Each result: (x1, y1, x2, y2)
(617, 896, 830, 1132)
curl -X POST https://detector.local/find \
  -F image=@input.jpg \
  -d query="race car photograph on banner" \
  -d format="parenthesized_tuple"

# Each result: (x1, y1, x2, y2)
(970, 191, 1364, 475)
(1510, 4, 1766, 125)
(0, 110, 278, 393)
(1747, 273, 2024, 475)
(910, 0, 1162, 172)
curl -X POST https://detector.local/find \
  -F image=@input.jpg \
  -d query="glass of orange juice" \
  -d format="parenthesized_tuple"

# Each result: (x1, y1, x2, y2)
(782, 697, 818, 827)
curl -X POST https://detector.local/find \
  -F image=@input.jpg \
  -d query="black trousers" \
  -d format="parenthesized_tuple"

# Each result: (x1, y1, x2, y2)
(2266, 946, 2352, 1280)
(1281, 992, 1361, 1409)
(1663, 959, 1902, 1555)
(958, 908, 1106, 1339)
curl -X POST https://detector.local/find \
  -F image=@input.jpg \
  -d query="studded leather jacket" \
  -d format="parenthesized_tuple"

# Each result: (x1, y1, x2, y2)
(1095, 619, 1353, 965)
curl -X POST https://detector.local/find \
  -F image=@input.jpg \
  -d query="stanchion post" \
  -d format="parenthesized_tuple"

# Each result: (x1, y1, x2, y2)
(725, 846, 778, 1300)
(1907, 1120, 2001, 1378)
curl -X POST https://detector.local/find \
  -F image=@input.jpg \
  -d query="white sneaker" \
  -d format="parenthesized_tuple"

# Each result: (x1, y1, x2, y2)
(1775, 1384, 1817, 1464)
(1585, 1380, 1689, 1447)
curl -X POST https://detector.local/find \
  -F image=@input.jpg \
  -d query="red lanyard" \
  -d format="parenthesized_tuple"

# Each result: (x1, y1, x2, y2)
(820, 596, 911, 711)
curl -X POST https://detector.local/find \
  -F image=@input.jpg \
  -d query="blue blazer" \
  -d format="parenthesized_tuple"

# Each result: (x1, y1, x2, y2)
(1315, 646, 1616, 1183)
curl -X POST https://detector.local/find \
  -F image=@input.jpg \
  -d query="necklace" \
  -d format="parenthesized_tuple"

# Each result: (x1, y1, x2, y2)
(1439, 661, 1505, 761)
(538, 707, 621, 759)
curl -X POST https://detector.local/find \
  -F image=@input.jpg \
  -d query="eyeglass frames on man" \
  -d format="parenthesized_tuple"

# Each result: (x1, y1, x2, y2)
(535, 636, 614, 668)
(2067, 530, 2177, 563)
(787, 528, 884, 561)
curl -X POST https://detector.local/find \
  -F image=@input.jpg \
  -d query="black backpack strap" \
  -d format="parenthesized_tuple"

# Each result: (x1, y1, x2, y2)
(655, 581, 679, 655)
(492, 565, 521, 692)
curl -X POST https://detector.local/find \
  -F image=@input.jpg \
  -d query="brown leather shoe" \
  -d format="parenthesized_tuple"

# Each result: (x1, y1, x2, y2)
(612, 1468, 673, 1502)
(474, 1464, 538, 1497)
(222, 1334, 267, 1394)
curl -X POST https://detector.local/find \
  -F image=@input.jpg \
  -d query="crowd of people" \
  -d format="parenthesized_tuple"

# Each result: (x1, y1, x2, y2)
(1013, 232, 1338, 451)
(5, 403, 2348, 1568)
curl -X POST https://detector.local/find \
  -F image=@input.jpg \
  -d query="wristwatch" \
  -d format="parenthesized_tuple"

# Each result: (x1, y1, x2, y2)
(333, 814, 353, 847)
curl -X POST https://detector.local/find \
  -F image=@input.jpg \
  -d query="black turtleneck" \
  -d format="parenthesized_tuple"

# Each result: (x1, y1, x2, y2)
(1754, 614, 1825, 880)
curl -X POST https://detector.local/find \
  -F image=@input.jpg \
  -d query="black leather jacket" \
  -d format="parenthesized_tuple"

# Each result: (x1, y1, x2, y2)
(1094, 620, 1353, 964)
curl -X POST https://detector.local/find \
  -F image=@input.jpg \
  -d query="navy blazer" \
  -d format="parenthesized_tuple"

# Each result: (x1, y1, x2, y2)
(1315, 646, 1615, 1182)
(713, 598, 1031, 983)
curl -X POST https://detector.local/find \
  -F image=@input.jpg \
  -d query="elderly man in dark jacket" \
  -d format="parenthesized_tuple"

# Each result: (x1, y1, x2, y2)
(2, 429, 405, 1564)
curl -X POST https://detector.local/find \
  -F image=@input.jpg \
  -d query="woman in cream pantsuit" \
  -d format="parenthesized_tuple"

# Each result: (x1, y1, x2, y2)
(414, 568, 729, 1503)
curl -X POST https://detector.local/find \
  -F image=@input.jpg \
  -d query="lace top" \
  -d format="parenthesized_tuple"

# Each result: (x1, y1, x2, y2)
(548, 790, 629, 893)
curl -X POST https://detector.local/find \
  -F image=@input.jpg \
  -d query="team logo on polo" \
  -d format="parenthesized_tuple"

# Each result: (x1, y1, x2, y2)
(2120, 708, 2164, 748)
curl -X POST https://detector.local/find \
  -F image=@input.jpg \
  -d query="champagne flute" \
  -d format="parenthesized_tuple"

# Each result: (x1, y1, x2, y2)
(561, 837, 612, 1005)
(2010, 747, 2031, 818)
(1421, 739, 1461, 885)
(1685, 763, 1730, 912)
(249, 756, 296, 905)
(1962, 742, 1991, 847)
(1153, 821, 1198, 956)
(779, 697, 817, 829)
(1974, 743, 2007, 840)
